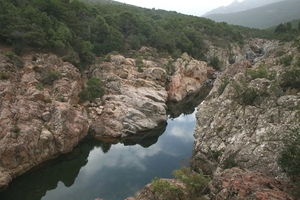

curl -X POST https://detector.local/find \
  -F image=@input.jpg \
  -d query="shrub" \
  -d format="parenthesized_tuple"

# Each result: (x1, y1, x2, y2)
(234, 81, 258, 105)
(11, 125, 21, 137)
(278, 127, 300, 197)
(223, 156, 237, 169)
(151, 167, 210, 200)
(0, 72, 9, 80)
(246, 64, 269, 80)
(2, 51, 24, 68)
(280, 54, 294, 66)
(166, 59, 176, 76)
(151, 178, 184, 200)
(35, 83, 44, 90)
(40, 70, 62, 85)
(278, 127, 300, 180)
(218, 77, 229, 95)
(173, 167, 210, 198)
(281, 67, 300, 89)
(209, 56, 222, 70)
(79, 77, 105, 102)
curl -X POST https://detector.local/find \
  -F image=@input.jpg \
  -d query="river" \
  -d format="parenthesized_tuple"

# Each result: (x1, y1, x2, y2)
(0, 88, 210, 200)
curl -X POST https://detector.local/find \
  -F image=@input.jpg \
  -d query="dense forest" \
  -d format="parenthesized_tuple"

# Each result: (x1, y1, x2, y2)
(0, 0, 297, 68)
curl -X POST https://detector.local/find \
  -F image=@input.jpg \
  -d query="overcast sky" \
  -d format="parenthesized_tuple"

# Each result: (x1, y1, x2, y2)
(116, 0, 243, 16)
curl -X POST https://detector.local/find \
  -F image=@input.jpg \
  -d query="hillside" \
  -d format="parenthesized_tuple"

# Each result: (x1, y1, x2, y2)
(203, 0, 283, 16)
(0, 0, 274, 68)
(205, 0, 300, 29)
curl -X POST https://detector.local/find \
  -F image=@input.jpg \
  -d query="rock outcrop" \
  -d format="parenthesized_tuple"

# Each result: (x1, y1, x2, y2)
(0, 53, 89, 190)
(0, 50, 210, 190)
(191, 40, 299, 180)
(168, 53, 208, 101)
(87, 53, 210, 139)
(209, 168, 296, 200)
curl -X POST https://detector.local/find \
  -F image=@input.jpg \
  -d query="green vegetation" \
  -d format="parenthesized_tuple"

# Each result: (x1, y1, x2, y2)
(35, 83, 44, 90)
(209, 56, 222, 70)
(278, 127, 300, 197)
(218, 77, 230, 95)
(280, 67, 300, 89)
(79, 77, 105, 102)
(280, 54, 294, 66)
(40, 70, 62, 85)
(0, 72, 9, 80)
(234, 80, 258, 105)
(11, 125, 20, 137)
(223, 156, 237, 169)
(2, 51, 24, 68)
(151, 167, 210, 200)
(246, 64, 269, 80)
(0, 0, 274, 69)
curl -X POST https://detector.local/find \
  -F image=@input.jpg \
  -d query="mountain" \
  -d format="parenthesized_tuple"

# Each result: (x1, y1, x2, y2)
(204, 0, 300, 29)
(203, 0, 283, 16)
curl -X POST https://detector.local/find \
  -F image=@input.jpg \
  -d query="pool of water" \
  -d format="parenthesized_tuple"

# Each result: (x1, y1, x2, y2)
(0, 112, 197, 200)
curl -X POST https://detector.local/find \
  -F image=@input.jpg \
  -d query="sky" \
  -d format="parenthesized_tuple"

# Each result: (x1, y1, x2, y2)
(116, 0, 243, 16)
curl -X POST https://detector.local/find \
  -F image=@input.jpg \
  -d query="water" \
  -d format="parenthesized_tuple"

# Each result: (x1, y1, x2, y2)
(0, 113, 197, 200)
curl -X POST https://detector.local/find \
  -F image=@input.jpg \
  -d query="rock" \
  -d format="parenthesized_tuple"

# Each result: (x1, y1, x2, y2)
(145, 67, 167, 82)
(41, 111, 51, 121)
(168, 54, 208, 101)
(0, 53, 89, 190)
(191, 42, 300, 180)
(209, 168, 296, 200)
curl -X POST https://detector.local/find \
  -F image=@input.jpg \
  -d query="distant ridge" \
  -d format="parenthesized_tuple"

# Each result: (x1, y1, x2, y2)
(204, 0, 300, 29)
(203, 0, 283, 16)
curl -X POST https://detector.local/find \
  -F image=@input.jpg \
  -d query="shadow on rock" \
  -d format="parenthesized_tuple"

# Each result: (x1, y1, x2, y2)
(0, 139, 100, 200)
(167, 85, 212, 119)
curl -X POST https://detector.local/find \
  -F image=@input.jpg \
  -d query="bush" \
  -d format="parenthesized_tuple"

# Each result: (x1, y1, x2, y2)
(223, 156, 237, 169)
(2, 51, 24, 68)
(234, 81, 258, 105)
(280, 54, 294, 66)
(151, 178, 184, 200)
(0, 72, 9, 80)
(218, 77, 230, 95)
(151, 167, 210, 200)
(278, 127, 300, 180)
(79, 77, 105, 102)
(209, 56, 222, 70)
(281, 67, 300, 89)
(35, 83, 44, 90)
(40, 70, 62, 85)
(278, 127, 300, 197)
(246, 64, 269, 80)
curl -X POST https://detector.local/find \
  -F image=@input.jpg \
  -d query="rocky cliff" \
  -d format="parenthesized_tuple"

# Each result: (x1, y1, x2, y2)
(128, 39, 300, 199)
(0, 49, 210, 190)
(0, 53, 89, 190)
(191, 39, 300, 194)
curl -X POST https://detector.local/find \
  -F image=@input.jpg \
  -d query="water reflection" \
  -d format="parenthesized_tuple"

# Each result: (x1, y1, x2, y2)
(167, 86, 211, 118)
(0, 112, 196, 200)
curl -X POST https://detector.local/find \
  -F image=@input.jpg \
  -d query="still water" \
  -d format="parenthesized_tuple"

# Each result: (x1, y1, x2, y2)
(0, 112, 197, 200)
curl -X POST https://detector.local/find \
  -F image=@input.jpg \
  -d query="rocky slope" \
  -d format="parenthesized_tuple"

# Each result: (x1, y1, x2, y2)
(128, 39, 300, 199)
(190, 39, 300, 197)
(0, 53, 89, 190)
(0, 49, 210, 190)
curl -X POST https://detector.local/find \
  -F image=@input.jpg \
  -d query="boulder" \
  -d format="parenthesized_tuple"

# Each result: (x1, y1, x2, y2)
(168, 53, 208, 101)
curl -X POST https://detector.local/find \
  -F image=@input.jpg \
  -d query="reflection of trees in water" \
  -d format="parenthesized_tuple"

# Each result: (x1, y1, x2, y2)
(167, 86, 212, 119)
(0, 86, 208, 199)
(0, 139, 97, 200)
(0, 122, 167, 200)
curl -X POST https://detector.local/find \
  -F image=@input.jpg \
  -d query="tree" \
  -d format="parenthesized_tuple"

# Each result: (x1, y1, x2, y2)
(79, 77, 105, 102)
